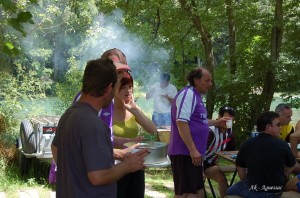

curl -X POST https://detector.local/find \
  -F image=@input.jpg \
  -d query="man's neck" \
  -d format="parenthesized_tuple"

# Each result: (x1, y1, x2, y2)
(79, 94, 103, 112)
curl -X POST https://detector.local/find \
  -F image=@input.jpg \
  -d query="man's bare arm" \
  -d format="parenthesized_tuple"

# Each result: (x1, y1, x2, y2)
(237, 166, 247, 180)
(88, 149, 149, 185)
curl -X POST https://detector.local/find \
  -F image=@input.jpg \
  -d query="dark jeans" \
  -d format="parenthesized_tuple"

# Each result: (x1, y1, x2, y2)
(227, 180, 283, 198)
(117, 170, 145, 198)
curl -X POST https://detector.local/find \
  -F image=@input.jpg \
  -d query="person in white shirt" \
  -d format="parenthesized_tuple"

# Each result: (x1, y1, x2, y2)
(146, 72, 177, 127)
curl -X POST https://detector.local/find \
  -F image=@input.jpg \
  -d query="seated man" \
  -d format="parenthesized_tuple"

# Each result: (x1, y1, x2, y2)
(290, 120, 300, 158)
(227, 111, 297, 198)
(275, 103, 294, 142)
(204, 106, 236, 198)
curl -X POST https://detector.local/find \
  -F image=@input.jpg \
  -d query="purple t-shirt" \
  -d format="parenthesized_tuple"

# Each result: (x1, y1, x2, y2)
(168, 86, 209, 156)
(73, 91, 114, 142)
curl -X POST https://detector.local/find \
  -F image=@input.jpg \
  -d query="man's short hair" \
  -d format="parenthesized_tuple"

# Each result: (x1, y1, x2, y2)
(256, 111, 279, 132)
(160, 72, 170, 82)
(100, 48, 127, 64)
(219, 106, 236, 117)
(186, 67, 209, 87)
(275, 103, 291, 114)
(82, 59, 117, 97)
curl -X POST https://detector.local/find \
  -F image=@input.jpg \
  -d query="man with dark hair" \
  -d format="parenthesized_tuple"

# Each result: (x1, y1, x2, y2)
(204, 106, 236, 198)
(146, 72, 177, 127)
(51, 59, 149, 198)
(168, 67, 212, 198)
(275, 103, 294, 142)
(227, 111, 296, 198)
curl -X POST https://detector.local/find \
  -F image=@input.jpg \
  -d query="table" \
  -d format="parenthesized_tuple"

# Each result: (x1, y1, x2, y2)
(215, 151, 239, 186)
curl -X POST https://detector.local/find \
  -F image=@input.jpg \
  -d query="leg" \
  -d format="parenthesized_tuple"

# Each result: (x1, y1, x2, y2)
(226, 180, 248, 197)
(152, 111, 162, 127)
(174, 190, 204, 198)
(117, 173, 132, 198)
(162, 112, 171, 126)
(197, 189, 205, 198)
(204, 166, 228, 198)
(129, 170, 145, 198)
(170, 155, 204, 198)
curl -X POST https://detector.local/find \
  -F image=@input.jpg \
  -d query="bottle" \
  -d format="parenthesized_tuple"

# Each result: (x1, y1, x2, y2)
(251, 125, 259, 137)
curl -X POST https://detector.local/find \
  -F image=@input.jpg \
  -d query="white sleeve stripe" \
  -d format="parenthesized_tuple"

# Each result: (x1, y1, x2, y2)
(176, 87, 196, 121)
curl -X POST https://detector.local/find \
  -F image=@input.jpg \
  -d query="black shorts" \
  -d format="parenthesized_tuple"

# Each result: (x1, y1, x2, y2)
(170, 155, 204, 195)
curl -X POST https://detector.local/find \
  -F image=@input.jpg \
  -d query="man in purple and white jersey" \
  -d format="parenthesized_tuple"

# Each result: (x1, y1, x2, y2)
(168, 67, 212, 198)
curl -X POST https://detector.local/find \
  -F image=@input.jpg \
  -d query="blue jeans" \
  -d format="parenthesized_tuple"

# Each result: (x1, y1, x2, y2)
(227, 180, 282, 198)
(152, 112, 171, 127)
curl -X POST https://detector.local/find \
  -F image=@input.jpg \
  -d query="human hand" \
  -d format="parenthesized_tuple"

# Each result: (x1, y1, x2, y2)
(160, 94, 169, 99)
(123, 137, 144, 153)
(216, 117, 231, 127)
(131, 136, 144, 143)
(123, 93, 137, 110)
(113, 149, 127, 161)
(190, 149, 202, 166)
(123, 148, 149, 172)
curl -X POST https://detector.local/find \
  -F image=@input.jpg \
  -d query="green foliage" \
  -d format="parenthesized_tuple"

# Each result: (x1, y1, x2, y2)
(0, 0, 37, 55)
(54, 56, 83, 114)
(8, 11, 34, 36)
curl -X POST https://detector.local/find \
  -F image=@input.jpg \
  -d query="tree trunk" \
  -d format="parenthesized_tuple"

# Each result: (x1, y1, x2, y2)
(225, 0, 237, 105)
(260, 0, 283, 112)
(178, 0, 216, 118)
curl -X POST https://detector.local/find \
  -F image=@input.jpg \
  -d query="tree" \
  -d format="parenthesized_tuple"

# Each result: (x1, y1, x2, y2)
(93, 0, 300, 145)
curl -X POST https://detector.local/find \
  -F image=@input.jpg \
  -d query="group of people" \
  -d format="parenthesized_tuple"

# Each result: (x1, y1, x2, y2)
(51, 48, 185, 198)
(163, 66, 300, 198)
(51, 47, 300, 198)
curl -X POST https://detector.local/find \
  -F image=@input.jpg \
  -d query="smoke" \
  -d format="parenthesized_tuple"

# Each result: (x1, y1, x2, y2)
(20, 4, 170, 87)
(74, 9, 170, 87)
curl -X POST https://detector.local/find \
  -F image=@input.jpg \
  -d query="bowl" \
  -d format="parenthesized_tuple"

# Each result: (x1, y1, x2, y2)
(156, 128, 171, 144)
(124, 141, 168, 165)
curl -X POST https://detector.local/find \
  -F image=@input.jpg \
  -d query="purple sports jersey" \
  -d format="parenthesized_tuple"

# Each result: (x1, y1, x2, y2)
(73, 91, 114, 142)
(168, 86, 209, 156)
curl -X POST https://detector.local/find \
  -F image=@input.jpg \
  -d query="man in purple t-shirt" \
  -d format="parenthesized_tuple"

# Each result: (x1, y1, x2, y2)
(168, 67, 212, 198)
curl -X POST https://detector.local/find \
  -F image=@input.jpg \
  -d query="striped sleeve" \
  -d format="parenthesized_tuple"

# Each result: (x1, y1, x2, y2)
(175, 87, 196, 122)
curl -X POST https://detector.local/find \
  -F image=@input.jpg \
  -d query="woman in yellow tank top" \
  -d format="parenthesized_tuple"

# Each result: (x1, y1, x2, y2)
(113, 72, 156, 198)
(113, 73, 156, 148)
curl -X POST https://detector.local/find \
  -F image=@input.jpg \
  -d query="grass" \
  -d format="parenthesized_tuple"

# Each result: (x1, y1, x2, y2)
(0, 156, 55, 197)
(0, 152, 225, 198)
(145, 167, 174, 198)
(144, 159, 238, 198)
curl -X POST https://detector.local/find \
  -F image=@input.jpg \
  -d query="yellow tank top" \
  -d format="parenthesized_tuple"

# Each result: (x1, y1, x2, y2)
(113, 115, 139, 139)
(279, 123, 293, 140)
